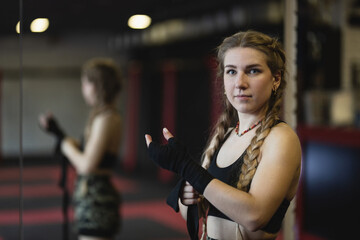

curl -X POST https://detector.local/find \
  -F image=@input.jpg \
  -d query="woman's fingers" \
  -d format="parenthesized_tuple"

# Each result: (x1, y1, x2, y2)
(38, 112, 54, 129)
(144, 134, 153, 148)
(145, 127, 173, 147)
(145, 127, 173, 148)
(38, 114, 49, 129)
(181, 198, 200, 205)
(183, 184, 196, 192)
(181, 192, 200, 205)
(182, 191, 199, 199)
(162, 127, 174, 140)
(180, 181, 200, 205)
(145, 128, 174, 147)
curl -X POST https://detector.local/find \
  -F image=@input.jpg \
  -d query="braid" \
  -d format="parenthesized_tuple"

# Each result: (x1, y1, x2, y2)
(202, 101, 236, 168)
(230, 32, 286, 191)
(237, 78, 286, 191)
(198, 99, 236, 240)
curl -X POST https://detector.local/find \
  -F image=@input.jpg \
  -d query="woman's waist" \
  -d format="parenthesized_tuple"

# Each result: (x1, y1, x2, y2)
(207, 216, 277, 240)
(207, 216, 239, 239)
(77, 169, 112, 178)
(75, 170, 115, 197)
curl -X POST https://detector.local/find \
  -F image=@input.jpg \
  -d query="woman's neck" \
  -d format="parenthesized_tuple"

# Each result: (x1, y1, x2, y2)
(236, 105, 267, 132)
(236, 113, 265, 133)
(92, 103, 116, 113)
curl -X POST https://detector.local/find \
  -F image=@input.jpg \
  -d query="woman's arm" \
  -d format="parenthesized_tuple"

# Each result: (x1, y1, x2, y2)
(203, 124, 301, 231)
(61, 113, 119, 174)
(145, 125, 301, 231)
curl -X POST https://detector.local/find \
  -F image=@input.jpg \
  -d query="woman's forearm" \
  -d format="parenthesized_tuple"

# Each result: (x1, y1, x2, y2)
(203, 179, 262, 231)
(61, 138, 88, 173)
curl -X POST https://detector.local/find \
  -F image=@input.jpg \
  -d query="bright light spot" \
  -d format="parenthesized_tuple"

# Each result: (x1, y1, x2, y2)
(30, 18, 49, 33)
(128, 15, 151, 29)
(16, 21, 20, 34)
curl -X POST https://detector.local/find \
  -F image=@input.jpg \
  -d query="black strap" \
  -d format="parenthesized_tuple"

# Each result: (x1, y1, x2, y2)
(187, 204, 199, 240)
(166, 179, 184, 212)
(167, 179, 199, 240)
(55, 147, 69, 240)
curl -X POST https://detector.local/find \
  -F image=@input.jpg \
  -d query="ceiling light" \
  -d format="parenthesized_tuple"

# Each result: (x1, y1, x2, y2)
(16, 21, 20, 34)
(128, 14, 151, 29)
(30, 18, 49, 33)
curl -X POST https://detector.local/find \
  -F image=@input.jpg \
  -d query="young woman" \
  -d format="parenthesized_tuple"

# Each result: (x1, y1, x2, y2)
(39, 58, 123, 240)
(145, 30, 301, 240)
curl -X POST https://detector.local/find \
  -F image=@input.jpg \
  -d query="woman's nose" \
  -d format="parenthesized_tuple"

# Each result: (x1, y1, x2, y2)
(235, 73, 248, 89)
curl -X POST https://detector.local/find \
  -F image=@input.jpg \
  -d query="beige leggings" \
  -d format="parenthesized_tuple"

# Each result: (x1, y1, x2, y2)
(206, 224, 244, 240)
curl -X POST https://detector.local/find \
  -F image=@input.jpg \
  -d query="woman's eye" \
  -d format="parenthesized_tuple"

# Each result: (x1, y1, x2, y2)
(226, 69, 236, 75)
(249, 69, 260, 74)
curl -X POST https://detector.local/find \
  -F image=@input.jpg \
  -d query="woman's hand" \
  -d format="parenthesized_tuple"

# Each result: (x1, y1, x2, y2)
(144, 127, 184, 172)
(38, 113, 65, 140)
(145, 127, 214, 194)
(145, 127, 173, 147)
(38, 112, 53, 131)
(180, 181, 200, 206)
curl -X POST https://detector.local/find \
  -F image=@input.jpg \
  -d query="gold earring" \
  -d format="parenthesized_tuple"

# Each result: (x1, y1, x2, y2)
(273, 87, 277, 95)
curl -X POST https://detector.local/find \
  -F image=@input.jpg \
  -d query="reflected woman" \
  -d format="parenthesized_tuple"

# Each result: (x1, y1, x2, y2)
(39, 58, 123, 240)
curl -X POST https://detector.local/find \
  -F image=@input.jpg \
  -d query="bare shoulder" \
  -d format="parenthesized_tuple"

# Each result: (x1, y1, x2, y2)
(262, 122, 301, 166)
(268, 122, 299, 142)
(93, 111, 122, 130)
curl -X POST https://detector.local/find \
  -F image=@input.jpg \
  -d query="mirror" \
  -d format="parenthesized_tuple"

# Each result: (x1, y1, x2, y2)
(0, 0, 21, 239)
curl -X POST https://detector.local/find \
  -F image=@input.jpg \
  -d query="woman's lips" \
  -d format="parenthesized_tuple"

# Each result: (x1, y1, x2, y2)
(235, 94, 251, 100)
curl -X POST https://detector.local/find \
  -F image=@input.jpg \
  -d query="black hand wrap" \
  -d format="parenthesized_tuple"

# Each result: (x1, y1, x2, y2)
(148, 137, 213, 194)
(47, 118, 65, 141)
(44, 117, 66, 154)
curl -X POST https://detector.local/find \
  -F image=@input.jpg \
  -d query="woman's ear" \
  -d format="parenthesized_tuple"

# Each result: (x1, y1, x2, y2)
(272, 72, 281, 91)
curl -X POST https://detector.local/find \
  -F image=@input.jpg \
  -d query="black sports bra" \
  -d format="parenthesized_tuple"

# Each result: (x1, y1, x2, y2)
(207, 122, 290, 233)
(98, 152, 118, 169)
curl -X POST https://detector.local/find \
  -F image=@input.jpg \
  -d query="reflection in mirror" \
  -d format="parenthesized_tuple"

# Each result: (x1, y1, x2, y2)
(17, 7, 127, 240)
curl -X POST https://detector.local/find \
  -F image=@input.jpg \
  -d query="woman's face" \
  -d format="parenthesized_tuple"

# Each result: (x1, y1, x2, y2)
(223, 47, 280, 117)
(81, 75, 97, 106)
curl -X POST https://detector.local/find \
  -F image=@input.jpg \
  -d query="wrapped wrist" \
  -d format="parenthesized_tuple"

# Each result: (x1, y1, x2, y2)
(47, 118, 65, 140)
(182, 161, 214, 194)
(147, 137, 214, 194)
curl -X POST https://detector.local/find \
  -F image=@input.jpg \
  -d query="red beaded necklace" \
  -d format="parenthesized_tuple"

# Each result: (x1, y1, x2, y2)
(235, 119, 262, 137)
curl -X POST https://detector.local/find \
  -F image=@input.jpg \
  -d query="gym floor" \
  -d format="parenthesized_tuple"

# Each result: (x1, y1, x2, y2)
(0, 160, 188, 240)
(0, 159, 327, 240)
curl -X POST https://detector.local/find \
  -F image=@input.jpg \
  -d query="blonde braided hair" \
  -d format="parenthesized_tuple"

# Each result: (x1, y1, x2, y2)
(198, 30, 287, 238)
(201, 99, 237, 169)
